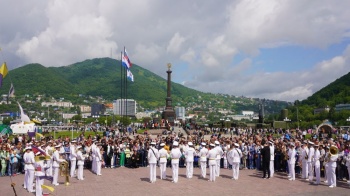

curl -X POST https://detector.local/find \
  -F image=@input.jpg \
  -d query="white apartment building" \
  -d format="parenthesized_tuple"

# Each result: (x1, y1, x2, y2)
(175, 107, 185, 120)
(113, 99, 137, 116)
(41, 101, 74, 108)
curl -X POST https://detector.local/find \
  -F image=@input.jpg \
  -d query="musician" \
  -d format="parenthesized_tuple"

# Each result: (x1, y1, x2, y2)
(319, 144, 326, 178)
(158, 143, 169, 179)
(199, 142, 208, 178)
(327, 145, 339, 188)
(214, 141, 223, 177)
(313, 143, 321, 185)
(23, 146, 35, 192)
(69, 140, 77, 177)
(261, 141, 270, 179)
(44, 141, 53, 176)
(344, 145, 350, 184)
(288, 142, 296, 181)
(301, 141, 309, 179)
(170, 141, 181, 183)
(231, 143, 242, 180)
(207, 143, 217, 182)
(76, 146, 85, 180)
(307, 141, 315, 181)
(52, 144, 66, 186)
(34, 151, 48, 196)
(148, 142, 159, 183)
(324, 145, 330, 184)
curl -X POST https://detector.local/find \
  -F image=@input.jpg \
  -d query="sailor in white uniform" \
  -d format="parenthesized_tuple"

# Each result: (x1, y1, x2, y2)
(158, 143, 169, 180)
(307, 141, 315, 181)
(23, 146, 35, 192)
(327, 146, 338, 188)
(34, 152, 49, 196)
(313, 143, 321, 185)
(214, 141, 224, 177)
(170, 141, 182, 183)
(207, 143, 217, 182)
(185, 142, 196, 179)
(69, 140, 77, 177)
(76, 146, 85, 180)
(52, 144, 66, 186)
(95, 143, 103, 176)
(199, 142, 208, 178)
(231, 143, 242, 180)
(148, 142, 159, 183)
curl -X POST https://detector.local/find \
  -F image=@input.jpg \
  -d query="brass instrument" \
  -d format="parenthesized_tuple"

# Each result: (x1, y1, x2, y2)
(329, 146, 338, 156)
(34, 155, 51, 162)
(59, 161, 70, 186)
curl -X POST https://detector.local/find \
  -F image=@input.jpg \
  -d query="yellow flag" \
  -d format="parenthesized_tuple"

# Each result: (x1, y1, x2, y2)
(36, 132, 44, 138)
(41, 184, 55, 192)
(0, 62, 8, 77)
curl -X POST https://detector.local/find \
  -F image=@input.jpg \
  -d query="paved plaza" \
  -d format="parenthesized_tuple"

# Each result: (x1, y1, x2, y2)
(1, 167, 349, 196)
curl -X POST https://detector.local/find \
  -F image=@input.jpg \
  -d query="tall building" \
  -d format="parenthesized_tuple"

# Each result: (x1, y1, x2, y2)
(113, 99, 137, 116)
(91, 103, 105, 116)
(175, 107, 185, 120)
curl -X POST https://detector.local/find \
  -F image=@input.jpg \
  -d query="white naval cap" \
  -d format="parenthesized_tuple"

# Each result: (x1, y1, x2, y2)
(150, 142, 156, 145)
(25, 146, 32, 151)
(234, 143, 239, 147)
(214, 141, 220, 145)
(201, 142, 206, 146)
(188, 142, 193, 146)
(160, 143, 165, 147)
(55, 144, 61, 148)
(173, 141, 179, 146)
(210, 143, 215, 147)
(308, 141, 314, 145)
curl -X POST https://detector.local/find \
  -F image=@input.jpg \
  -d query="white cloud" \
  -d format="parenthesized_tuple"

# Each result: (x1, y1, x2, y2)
(1, 0, 350, 102)
(167, 33, 186, 54)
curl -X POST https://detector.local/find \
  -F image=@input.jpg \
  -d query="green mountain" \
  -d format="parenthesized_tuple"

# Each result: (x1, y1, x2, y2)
(0, 58, 203, 109)
(301, 71, 350, 107)
(0, 58, 290, 116)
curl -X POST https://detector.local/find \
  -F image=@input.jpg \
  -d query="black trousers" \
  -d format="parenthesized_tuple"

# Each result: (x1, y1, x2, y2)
(262, 161, 270, 178)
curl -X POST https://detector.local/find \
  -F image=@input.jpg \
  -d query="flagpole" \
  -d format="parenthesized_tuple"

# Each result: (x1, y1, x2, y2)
(123, 47, 127, 130)
(120, 51, 123, 128)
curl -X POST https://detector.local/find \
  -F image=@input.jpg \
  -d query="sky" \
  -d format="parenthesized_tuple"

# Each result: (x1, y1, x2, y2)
(1, 0, 350, 102)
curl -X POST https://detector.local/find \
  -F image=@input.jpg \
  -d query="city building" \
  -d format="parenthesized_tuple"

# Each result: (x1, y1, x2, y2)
(314, 106, 330, 114)
(91, 103, 106, 116)
(41, 101, 74, 108)
(79, 105, 91, 113)
(335, 104, 350, 112)
(242, 111, 254, 116)
(175, 107, 186, 120)
(113, 99, 137, 116)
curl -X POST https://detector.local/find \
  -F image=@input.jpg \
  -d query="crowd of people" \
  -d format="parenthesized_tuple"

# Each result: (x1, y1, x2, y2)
(0, 126, 350, 195)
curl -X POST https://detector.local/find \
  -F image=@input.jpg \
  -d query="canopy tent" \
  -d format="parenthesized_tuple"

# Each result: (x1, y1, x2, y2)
(0, 124, 12, 135)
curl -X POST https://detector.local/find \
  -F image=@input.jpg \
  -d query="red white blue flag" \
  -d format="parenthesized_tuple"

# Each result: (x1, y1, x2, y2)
(122, 48, 132, 69)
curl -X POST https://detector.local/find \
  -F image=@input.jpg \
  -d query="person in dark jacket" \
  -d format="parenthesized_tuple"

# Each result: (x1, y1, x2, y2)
(261, 141, 271, 179)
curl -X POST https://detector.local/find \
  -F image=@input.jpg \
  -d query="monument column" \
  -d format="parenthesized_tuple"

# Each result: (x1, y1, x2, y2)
(162, 63, 176, 127)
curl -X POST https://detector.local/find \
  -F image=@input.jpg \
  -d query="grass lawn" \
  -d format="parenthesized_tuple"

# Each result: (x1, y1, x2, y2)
(38, 131, 103, 140)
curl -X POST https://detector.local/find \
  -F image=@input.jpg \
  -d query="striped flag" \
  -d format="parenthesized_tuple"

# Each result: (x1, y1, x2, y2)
(127, 69, 134, 82)
(8, 83, 15, 97)
(122, 48, 132, 69)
